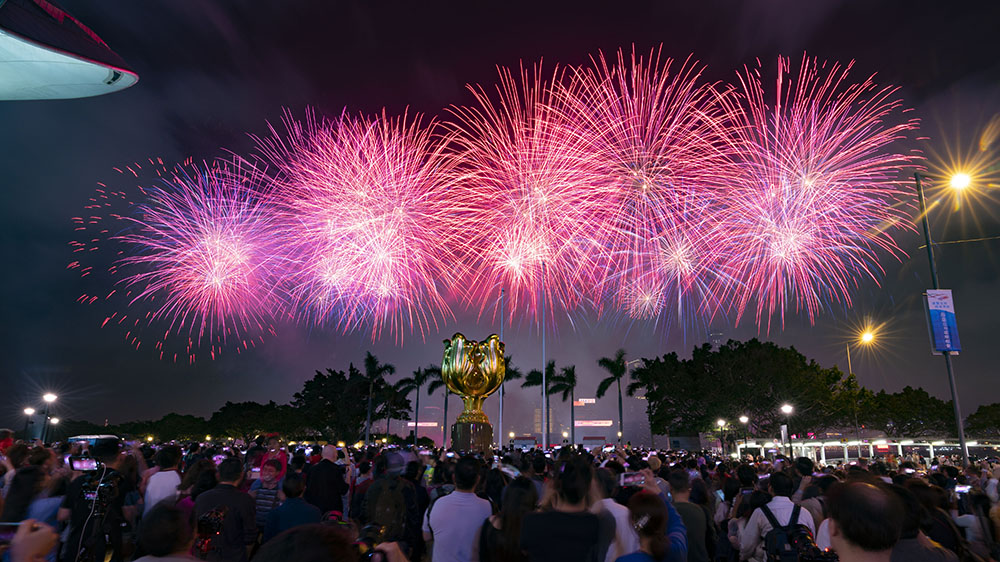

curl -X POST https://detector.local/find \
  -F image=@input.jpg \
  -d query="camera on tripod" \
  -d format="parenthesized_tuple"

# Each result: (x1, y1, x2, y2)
(69, 454, 119, 517)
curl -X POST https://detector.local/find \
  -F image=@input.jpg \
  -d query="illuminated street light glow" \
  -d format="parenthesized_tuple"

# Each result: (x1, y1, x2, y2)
(509, 431, 515, 439)
(23, 407, 35, 416)
(43, 393, 57, 403)
(950, 173, 971, 190)
(781, 404, 794, 415)
(50, 418, 59, 425)
(739, 415, 749, 424)
(861, 331, 874, 344)
(717, 419, 726, 427)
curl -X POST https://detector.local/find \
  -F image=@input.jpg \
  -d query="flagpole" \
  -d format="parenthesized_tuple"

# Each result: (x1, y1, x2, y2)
(498, 288, 505, 449)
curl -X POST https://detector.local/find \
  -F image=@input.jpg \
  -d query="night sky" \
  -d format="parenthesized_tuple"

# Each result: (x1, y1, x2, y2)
(2, 0, 998, 442)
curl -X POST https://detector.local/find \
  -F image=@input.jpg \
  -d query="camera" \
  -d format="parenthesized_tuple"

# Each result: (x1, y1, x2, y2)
(356, 524, 386, 562)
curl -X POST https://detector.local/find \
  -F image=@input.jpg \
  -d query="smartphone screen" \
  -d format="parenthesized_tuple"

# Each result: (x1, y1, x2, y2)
(619, 472, 646, 487)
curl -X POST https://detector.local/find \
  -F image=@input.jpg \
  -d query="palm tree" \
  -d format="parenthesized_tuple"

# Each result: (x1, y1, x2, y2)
(396, 366, 434, 446)
(522, 360, 557, 446)
(597, 349, 628, 443)
(363, 352, 395, 445)
(549, 365, 578, 445)
(500, 355, 523, 441)
(627, 359, 658, 447)
(425, 366, 450, 448)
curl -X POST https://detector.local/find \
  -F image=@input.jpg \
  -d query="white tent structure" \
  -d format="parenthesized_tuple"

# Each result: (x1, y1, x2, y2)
(0, 0, 137, 100)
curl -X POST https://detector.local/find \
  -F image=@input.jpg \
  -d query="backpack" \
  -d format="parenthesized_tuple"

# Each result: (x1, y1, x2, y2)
(368, 477, 408, 541)
(760, 504, 834, 562)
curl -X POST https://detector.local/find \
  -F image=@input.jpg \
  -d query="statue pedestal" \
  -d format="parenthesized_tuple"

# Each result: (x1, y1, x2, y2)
(451, 421, 493, 452)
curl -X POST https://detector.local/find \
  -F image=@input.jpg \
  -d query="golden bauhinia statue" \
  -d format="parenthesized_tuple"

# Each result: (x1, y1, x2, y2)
(441, 332, 505, 451)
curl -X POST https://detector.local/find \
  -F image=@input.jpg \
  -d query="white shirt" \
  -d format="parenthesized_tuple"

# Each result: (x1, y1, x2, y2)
(598, 497, 640, 562)
(144, 469, 181, 515)
(422, 490, 492, 562)
(740, 496, 815, 561)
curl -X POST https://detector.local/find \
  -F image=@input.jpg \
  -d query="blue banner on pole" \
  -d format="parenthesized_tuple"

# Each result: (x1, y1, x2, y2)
(926, 289, 961, 354)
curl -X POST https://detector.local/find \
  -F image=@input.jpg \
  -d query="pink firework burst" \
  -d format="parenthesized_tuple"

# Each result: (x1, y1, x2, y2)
(255, 109, 463, 341)
(555, 47, 740, 327)
(718, 54, 920, 329)
(447, 63, 614, 327)
(111, 160, 281, 361)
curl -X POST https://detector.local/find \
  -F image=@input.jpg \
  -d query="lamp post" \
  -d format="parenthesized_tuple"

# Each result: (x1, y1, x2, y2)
(41, 393, 57, 443)
(739, 415, 749, 455)
(22, 407, 35, 439)
(846, 330, 875, 459)
(914, 172, 970, 467)
(780, 404, 793, 458)
(716, 419, 726, 455)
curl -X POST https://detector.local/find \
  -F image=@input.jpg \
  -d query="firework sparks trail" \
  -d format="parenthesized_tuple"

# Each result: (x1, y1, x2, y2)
(70, 159, 279, 362)
(71, 52, 923, 357)
(446, 63, 616, 327)
(113, 161, 282, 359)
(254, 109, 464, 341)
(717, 54, 920, 329)
(555, 47, 742, 328)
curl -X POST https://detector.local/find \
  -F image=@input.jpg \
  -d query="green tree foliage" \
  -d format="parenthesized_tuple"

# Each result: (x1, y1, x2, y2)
(549, 365, 578, 443)
(867, 386, 954, 437)
(396, 366, 436, 446)
(292, 365, 376, 441)
(597, 349, 628, 441)
(522, 360, 558, 442)
(634, 339, 844, 436)
(965, 403, 1000, 438)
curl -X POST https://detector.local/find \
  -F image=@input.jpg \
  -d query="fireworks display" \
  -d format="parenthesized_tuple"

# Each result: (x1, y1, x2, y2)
(254, 109, 464, 341)
(554, 47, 739, 328)
(717, 55, 919, 329)
(70, 160, 280, 362)
(446, 64, 615, 327)
(71, 50, 921, 357)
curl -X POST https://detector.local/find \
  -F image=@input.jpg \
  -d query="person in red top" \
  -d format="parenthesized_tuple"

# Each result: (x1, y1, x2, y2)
(0, 429, 13, 454)
(259, 435, 288, 480)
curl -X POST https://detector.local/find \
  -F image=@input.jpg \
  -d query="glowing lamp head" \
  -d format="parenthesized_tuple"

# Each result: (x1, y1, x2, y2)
(381, 438, 387, 444)
(50, 418, 59, 425)
(739, 415, 749, 424)
(717, 419, 726, 427)
(146, 436, 154, 442)
(24, 407, 35, 416)
(861, 331, 875, 344)
(509, 431, 515, 439)
(781, 404, 794, 415)
(950, 173, 971, 190)
(562, 431, 569, 438)
(617, 431, 623, 438)
(43, 393, 57, 403)
(205, 435, 211, 441)
(337, 441, 346, 448)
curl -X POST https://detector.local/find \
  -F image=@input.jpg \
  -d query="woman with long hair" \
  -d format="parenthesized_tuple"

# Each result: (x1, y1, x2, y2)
(479, 476, 537, 562)
(519, 456, 614, 562)
(617, 491, 669, 562)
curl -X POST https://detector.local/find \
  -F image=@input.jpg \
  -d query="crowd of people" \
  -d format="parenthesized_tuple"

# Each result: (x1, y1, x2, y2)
(1, 427, 1000, 562)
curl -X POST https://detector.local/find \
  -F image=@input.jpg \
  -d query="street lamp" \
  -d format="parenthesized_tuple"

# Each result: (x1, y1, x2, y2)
(846, 330, 876, 459)
(738, 415, 749, 453)
(40, 393, 57, 443)
(562, 431, 569, 444)
(22, 407, 36, 439)
(950, 173, 971, 190)
(716, 419, 726, 455)
(780, 404, 793, 458)
(914, 172, 971, 467)
(50, 418, 59, 425)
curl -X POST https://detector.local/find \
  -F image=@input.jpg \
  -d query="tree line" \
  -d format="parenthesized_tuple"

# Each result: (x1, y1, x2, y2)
(53, 339, 1000, 444)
